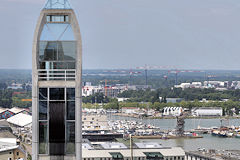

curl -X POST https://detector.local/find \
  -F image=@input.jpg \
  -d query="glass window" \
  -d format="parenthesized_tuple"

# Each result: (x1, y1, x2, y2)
(39, 88, 47, 100)
(67, 88, 75, 100)
(50, 88, 64, 100)
(66, 122, 75, 154)
(67, 101, 75, 120)
(65, 15, 69, 22)
(38, 41, 76, 69)
(66, 62, 75, 69)
(39, 122, 48, 154)
(39, 101, 47, 120)
(61, 41, 76, 61)
(49, 101, 65, 155)
(39, 42, 48, 61)
(43, 42, 58, 61)
(46, 15, 69, 22)
(46, 15, 51, 22)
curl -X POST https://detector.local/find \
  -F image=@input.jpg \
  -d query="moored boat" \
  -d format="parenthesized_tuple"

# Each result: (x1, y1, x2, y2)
(236, 133, 240, 138)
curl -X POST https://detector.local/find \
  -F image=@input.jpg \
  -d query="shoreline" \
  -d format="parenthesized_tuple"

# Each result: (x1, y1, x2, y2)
(113, 113, 240, 119)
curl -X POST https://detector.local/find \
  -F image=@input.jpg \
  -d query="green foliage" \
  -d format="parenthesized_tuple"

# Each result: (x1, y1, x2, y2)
(82, 93, 110, 104)
(118, 88, 240, 102)
(0, 89, 13, 107)
(27, 154, 32, 160)
(0, 89, 31, 108)
(103, 101, 119, 110)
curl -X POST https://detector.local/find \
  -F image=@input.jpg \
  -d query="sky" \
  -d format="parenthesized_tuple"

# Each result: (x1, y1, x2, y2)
(1, 0, 240, 70)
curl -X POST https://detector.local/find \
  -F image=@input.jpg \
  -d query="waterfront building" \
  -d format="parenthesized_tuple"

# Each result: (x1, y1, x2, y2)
(192, 107, 222, 117)
(32, 0, 82, 159)
(163, 107, 183, 117)
(82, 142, 185, 160)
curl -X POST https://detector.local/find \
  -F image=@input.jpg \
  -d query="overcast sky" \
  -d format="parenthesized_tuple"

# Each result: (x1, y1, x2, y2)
(1, 0, 240, 70)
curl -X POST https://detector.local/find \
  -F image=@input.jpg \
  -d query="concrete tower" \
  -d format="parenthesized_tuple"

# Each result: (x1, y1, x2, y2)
(32, 0, 82, 159)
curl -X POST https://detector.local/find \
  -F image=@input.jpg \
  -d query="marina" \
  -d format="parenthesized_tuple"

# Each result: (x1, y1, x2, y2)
(108, 114, 240, 151)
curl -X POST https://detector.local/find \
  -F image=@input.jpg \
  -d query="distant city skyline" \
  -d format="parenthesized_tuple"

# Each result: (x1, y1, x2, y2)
(1, 0, 240, 70)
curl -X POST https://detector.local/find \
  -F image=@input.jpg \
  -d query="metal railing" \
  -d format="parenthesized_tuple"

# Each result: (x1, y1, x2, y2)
(38, 69, 76, 81)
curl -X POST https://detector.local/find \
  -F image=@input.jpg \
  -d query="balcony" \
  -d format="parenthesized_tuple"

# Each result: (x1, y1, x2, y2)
(38, 69, 76, 81)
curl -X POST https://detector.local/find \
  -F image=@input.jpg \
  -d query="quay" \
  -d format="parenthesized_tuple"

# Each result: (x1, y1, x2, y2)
(132, 135, 203, 139)
(186, 151, 219, 160)
(186, 150, 240, 160)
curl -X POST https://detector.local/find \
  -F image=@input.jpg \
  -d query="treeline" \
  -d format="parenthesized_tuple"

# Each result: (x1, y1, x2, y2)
(83, 100, 239, 116)
(0, 86, 31, 108)
(118, 88, 240, 102)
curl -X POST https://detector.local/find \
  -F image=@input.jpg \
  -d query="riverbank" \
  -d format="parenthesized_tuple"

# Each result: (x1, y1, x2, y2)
(113, 113, 240, 119)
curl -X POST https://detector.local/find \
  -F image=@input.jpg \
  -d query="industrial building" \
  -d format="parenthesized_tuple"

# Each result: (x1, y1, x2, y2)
(191, 107, 223, 117)
(163, 107, 183, 117)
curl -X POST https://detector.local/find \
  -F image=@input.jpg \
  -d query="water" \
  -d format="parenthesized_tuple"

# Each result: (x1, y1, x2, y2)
(108, 115, 240, 151)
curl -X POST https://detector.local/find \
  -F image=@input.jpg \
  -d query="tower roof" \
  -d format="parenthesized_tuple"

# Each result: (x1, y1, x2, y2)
(44, 0, 71, 9)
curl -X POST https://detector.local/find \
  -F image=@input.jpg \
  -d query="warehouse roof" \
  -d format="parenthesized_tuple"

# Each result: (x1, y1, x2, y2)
(9, 107, 29, 114)
(82, 149, 112, 158)
(135, 142, 162, 149)
(7, 113, 32, 127)
(82, 147, 185, 158)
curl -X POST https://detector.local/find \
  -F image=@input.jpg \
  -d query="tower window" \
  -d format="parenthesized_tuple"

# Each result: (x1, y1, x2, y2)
(46, 15, 69, 22)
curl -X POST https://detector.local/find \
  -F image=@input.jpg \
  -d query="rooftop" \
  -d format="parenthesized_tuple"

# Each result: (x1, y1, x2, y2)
(135, 142, 163, 149)
(7, 113, 32, 127)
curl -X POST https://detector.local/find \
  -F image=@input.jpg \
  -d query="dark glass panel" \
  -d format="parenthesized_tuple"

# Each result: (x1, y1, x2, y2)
(43, 42, 58, 61)
(39, 62, 46, 69)
(57, 42, 64, 61)
(67, 88, 75, 100)
(50, 88, 64, 100)
(39, 122, 48, 154)
(39, 41, 47, 61)
(61, 42, 76, 61)
(67, 101, 75, 120)
(54, 62, 66, 69)
(39, 88, 47, 100)
(39, 101, 47, 120)
(66, 62, 75, 69)
(66, 122, 75, 154)
(49, 101, 65, 155)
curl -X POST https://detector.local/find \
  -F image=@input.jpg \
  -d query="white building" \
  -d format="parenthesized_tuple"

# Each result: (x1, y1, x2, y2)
(7, 83, 23, 90)
(192, 107, 223, 117)
(163, 107, 183, 117)
(175, 82, 202, 89)
(82, 85, 102, 97)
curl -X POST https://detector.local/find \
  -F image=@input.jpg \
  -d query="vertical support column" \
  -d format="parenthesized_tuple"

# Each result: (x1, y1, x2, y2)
(75, 29, 82, 160)
(32, 70, 38, 160)
(76, 76, 82, 160)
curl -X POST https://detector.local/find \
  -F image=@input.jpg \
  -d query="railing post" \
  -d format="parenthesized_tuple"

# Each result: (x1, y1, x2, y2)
(65, 70, 67, 81)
